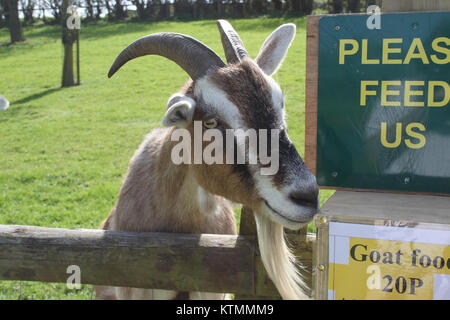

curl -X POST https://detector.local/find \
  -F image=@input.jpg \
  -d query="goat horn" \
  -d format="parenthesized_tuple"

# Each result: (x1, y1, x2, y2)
(217, 20, 248, 64)
(108, 32, 225, 80)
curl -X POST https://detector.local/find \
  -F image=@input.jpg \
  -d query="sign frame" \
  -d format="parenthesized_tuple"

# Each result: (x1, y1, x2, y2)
(314, 213, 450, 300)
(305, 12, 450, 196)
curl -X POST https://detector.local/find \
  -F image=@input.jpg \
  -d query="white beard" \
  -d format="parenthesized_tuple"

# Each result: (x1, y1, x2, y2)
(254, 212, 309, 300)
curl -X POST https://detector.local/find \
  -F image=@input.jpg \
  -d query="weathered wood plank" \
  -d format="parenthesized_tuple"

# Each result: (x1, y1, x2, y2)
(305, 15, 320, 176)
(320, 191, 450, 225)
(0, 224, 315, 297)
(0, 225, 256, 294)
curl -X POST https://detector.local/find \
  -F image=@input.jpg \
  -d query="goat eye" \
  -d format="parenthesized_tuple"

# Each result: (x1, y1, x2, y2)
(203, 118, 218, 129)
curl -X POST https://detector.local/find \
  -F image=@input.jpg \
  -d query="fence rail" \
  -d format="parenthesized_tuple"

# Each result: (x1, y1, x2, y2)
(0, 224, 315, 297)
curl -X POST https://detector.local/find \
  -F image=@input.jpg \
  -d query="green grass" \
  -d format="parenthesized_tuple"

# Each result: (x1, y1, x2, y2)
(0, 17, 334, 299)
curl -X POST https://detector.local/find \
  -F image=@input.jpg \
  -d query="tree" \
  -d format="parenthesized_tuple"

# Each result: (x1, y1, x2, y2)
(20, 0, 35, 25)
(94, 0, 102, 20)
(104, 0, 113, 19)
(158, 0, 170, 20)
(212, 0, 223, 17)
(301, 0, 314, 15)
(253, 0, 267, 14)
(0, 1, 6, 28)
(114, 0, 127, 20)
(61, 0, 77, 87)
(132, 0, 153, 20)
(38, 0, 47, 23)
(5, 0, 25, 43)
(328, 0, 344, 13)
(85, 0, 95, 20)
(46, 0, 62, 23)
(174, 0, 193, 19)
(84, 0, 102, 20)
(347, 0, 362, 12)
(273, 0, 282, 12)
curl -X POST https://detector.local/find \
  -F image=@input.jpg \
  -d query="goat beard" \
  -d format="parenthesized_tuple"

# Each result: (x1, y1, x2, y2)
(254, 212, 309, 300)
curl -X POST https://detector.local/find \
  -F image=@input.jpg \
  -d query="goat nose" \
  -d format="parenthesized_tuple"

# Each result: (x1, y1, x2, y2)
(289, 185, 319, 208)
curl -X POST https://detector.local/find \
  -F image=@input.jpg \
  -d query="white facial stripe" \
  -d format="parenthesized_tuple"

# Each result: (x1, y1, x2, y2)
(253, 171, 287, 209)
(195, 77, 246, 130)
(263, 73, 285, 126)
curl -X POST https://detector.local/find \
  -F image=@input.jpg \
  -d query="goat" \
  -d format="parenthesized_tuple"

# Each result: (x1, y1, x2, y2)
(95, 20, 319, 300)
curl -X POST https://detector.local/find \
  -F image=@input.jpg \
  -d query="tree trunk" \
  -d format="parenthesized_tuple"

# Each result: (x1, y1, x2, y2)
(301, 0, 313, 15)
(85, 0, 94, 20)
(6, 0, 25, 43)
(40, 0, 46, 23)
(62, 43, 74, 87)
(215, 0, 223, 17)
(252, 0, 264, 14)
(289, 0, 301, 13)
(95, 0, 102, 20)
(330, 0, 344, 13)
(114, 0, 127, 20)
(21, 0, 35, 25)
(0, 0, 6, 28)
(49, 0, 62, 23)
(61, 0, 76, 87)
(348, 0, 362, 12)
(273, 0, 282, 12)
(105, 0, 113, 20)
(164, 0, 170, 19)
(193, 0, 200, 19)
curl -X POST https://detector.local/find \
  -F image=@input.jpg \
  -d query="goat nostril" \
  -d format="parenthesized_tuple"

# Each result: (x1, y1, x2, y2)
(289, 190, 318, 207)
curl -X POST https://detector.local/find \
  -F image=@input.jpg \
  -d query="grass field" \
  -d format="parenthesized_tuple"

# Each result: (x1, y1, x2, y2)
(0, 17, 333, 299)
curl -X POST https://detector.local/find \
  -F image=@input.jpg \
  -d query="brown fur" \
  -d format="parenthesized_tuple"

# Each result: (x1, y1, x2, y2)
(210, 58, 276, 130)
(95, 122, 238, 299)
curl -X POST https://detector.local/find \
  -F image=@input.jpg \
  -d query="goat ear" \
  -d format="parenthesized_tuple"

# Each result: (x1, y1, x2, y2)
(255, 23, 296, 76)
(162, 95, 196, 128)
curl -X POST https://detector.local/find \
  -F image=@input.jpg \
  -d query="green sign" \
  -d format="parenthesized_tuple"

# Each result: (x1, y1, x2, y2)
(316, 12, 450, 194)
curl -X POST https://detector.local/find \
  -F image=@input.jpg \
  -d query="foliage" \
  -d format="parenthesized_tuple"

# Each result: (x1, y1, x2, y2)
(0, 0, 384, 28)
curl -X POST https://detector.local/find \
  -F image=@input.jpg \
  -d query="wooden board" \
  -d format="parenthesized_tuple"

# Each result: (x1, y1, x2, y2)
(305, 15, 320, 176)
(314, 190, 450, 300)
(0, 225, 255, 294)
(0, 223, 314, 297)
(320, 190, 450, 225)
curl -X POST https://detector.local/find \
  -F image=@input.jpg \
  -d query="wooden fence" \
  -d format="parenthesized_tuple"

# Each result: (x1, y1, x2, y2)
(0, 208, 314, 299)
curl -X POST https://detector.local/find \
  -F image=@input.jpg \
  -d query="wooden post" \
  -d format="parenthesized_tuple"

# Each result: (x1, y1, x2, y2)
(235, 206, 280, 300)
(61, 0, 76, 88)
(0, 222, 314, 297)
(235, 206, 258, 300)
(235, 207, 314, 299)
(305, 15, 320, 176)
(0, 225, 257, 294)
(76, 30, 80, 86)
